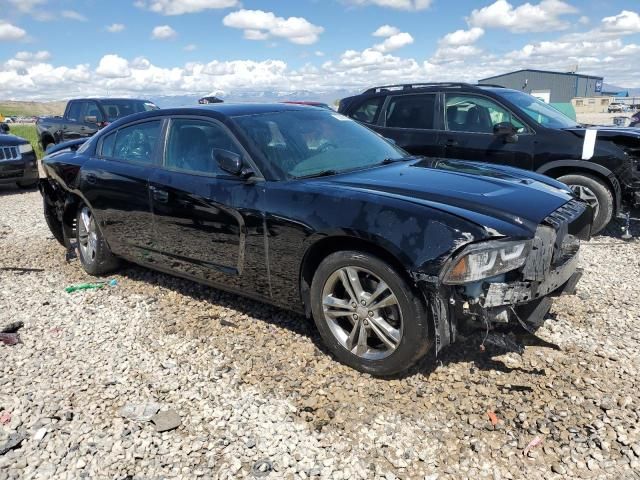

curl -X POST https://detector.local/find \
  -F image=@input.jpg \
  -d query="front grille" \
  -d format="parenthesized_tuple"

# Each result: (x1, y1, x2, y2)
(543, 199, 586, 229)
(0, 146, 21, 161)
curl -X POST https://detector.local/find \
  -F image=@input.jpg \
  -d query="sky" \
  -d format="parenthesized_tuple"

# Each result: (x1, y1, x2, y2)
(0, 0, 639, 100)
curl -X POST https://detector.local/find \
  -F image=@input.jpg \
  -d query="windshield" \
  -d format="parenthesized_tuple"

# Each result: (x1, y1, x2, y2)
(497, 90, 579, 129)
(101, 100, 159, 122)
(233, 109, 407, 179)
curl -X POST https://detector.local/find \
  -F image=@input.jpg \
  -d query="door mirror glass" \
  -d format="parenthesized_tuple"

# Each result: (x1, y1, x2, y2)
(0, 123, 9, 133)
(214, 149, 243, 176)
(84, 115, 98, 124)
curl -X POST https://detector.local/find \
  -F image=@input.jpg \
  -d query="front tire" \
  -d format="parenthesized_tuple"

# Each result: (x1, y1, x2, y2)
(557, 174, 614, 235)
(310, 251, 432, 376)
(76, 205, 119, 275)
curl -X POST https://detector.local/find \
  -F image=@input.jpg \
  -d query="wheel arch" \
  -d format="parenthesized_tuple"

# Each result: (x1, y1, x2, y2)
(537, 160, 621, 213)
(40, 132, 55, 149)
(299, 235, 415, 318)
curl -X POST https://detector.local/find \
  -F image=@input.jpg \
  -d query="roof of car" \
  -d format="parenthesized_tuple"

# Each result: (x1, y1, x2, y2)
(190, 102, 314, 115)
(69, 98, 154, 103)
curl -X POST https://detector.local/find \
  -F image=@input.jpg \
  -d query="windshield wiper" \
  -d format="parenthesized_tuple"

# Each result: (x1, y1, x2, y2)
(292, 169, 339, 179)
(379, 155, 423, 165)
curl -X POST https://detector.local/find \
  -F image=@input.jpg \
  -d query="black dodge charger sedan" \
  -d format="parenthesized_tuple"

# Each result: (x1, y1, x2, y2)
(39, 104, 592, 376)
(0, 123, 38, 188)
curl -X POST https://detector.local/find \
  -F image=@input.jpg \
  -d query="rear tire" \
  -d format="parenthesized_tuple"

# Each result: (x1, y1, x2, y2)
(310, 250, 432, 376)
(558, 173, 613, 235)
(43, 196, 65, 246)
(76, 205, 120, 275)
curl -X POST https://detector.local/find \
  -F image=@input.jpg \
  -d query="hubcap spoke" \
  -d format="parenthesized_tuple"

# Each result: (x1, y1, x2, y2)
(354, 321, 368, 356)
(345, 320, 360, 351)
(366, 280, 389, 307)
(323, 296, 354, 311)
(80, 209, 92, 233)
(344, 267, 365, 301)
(369, 292, 398, 311)
(368, 316, 401, 349)
(338, 269, 358, 303)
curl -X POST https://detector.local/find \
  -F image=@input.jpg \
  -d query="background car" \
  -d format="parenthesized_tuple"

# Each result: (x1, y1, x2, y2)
(40, 104, 591, 376)
(37, 97, 159, 151)
(338, 82, 640, 234)
(0, 122, 38, 189)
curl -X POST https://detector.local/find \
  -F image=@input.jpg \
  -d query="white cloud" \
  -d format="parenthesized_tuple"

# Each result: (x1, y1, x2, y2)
(345, 0, 432, 11)
(601, 10, 640, 35)
(184, 43, 197, 51)
(372, 25, 400, 37)
(439, 27, 484, 46)
(222, 9, 324, 45)
(373, 32, 414, 52)
(137, 0, 239, 15)
(0, 21, 27, 41)
(151, 25, 177, 40)
(106, 23, 126, 33)
(14, 51, 50, 61)
(96, 54, 131, 78)
(468, 0, 578, 33)
(61, 10, 87, 21)
(6, 0, 47, 14)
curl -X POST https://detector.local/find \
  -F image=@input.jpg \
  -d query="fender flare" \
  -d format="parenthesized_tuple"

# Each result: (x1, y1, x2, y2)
(536, 160, 622, 212)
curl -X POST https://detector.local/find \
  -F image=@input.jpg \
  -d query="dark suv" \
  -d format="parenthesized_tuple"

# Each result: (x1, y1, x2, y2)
(339, 83, 640, 234)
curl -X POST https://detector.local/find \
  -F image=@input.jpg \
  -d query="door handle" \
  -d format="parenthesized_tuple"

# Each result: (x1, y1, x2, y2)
(86, 173, 97, 184)
(150, 186, 169, 203)
(444, 138, 458, 147)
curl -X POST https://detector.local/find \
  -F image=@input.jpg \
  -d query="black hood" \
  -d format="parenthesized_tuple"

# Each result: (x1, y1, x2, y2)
(0, 134, 29, 146)
(316, 158, 577, 236)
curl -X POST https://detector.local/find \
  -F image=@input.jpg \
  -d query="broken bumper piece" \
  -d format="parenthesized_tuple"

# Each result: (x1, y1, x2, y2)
(483, 253, 581, 308)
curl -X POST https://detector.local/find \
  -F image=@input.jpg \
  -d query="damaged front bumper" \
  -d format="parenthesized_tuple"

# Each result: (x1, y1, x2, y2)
(414, 199, 591, 354)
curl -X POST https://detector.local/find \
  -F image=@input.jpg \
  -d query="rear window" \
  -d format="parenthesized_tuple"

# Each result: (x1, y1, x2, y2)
(100, 100, 159, 122)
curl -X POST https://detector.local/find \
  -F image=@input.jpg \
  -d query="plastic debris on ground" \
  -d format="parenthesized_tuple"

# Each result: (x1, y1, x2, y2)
(65, 279, 117, 293)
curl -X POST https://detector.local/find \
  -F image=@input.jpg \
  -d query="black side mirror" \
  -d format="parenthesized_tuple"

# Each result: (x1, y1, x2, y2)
(84, 115, 98, 124)
(214, 149, 254, 178)
(0, 123, 9, 133)
(493, 122, 518, 143)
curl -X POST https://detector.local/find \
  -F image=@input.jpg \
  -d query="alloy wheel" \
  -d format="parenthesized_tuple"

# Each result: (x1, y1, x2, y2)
(321, 266, 403, 360)
(78, 206, 98, 263)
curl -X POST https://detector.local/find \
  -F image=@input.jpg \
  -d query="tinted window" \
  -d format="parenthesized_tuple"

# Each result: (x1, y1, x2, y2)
(233, 110, 407, 180)
(165, 118, 240, 175)
(101, 100, 159, 122)
(445, 94, 527, 134)
(100, 132, 116, 157)
(66, 102, 83, 121)
(81, 101, 103, 123)
(385, 94, 436, 130)
(112, 121, 161, 163)
(350, 97, 383, 124)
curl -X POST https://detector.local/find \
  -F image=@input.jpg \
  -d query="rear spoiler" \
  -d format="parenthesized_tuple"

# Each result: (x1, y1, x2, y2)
(45, 138, 86, 156)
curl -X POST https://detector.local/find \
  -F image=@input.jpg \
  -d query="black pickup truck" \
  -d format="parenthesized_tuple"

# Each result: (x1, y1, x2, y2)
(36, 98, 158, 151)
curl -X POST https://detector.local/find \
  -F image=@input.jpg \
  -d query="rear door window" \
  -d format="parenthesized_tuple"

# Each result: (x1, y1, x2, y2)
(384, 94, 436, 130)
(111, 120, 161, 164)
(350, 97, 384, 124)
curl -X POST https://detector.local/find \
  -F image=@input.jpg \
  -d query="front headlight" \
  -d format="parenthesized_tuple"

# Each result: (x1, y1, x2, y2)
(19, 143, 33, 154)
(442, 239, 531, 284)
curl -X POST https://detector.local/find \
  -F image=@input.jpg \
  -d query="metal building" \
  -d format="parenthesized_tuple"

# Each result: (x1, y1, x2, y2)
(478, 69, 604, 119)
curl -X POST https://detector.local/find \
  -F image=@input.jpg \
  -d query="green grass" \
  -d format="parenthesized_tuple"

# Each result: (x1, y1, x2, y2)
(8, 124, 44, 159)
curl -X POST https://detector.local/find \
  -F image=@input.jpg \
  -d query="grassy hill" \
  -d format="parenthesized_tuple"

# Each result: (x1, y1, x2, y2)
(0, 100, 66, 118)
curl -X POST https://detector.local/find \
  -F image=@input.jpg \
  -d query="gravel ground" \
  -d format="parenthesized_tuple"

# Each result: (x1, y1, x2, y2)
(1, 186, 639, 480)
